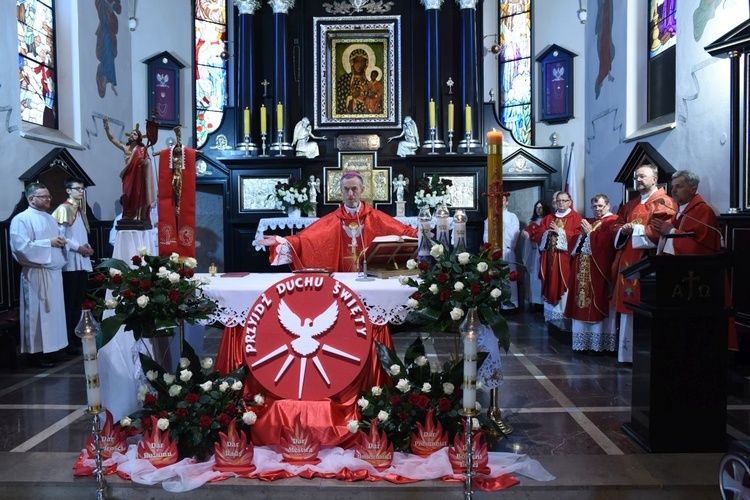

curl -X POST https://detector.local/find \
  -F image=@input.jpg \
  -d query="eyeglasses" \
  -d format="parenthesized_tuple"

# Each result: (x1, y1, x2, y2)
(70, 187, 85, 192)
(33, 195, 52, 200)
(633, 174, 652, 180)
(556, 199, 571, 203)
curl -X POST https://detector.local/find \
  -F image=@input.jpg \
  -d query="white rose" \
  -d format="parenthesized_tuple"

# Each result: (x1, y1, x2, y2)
(170, 253, 180, 263)
(137, 385, 149, 402)
(184, 257, 197, 269)
(407, 298, 419, 309)
(105, 298, 118, 309)
(476, 380, 483, 390)
(377, 410, 389, 422)
(398, 275, 410, 285)
(431, 361, 440, 374)
(472, 418, 481, 431)
(475, 401, 482, 411)
(371, 386, 383, 396)
(138, 246, 148, 256)
(415, 356, 428, 367)
(406, 259, 417, 270)
(120, 416, 132, 427)
(157, 266, 169, 278)
(458, 252, 471, 265)
(179, 357, 190, 369)
(157, 418, 170, 431)
(163, 373, 175, 385)
(490, 288, 502, 299)
(201, 357, 214, 370)
(219, 381, 229, 392)
(477, 262, 489, 273)
(421, 383, 432, 393)
(396, 379, 411, 392)
(254, 393, 265, 405)
(146, 370, 158, 381)
(443, 382, 455, 395)
(200, 381, 213, 392)
(430, 244, 444, 258)
(357, 397, 369, 410)
(109, 268, 121, 277)
(136, 295, 149, 308)
(454, 281, 465, 291)
(168, 272, 180, 283)
(347, 419, 360, 433)
(429, 284, 439, 294)
(179, 369, 192, 382)
(389, 364, 401, 376)
(168, 384, 181, 397)
(450, 307, 465, 321)
(232, 380, 243, 391)
(242, 411, 257, 425)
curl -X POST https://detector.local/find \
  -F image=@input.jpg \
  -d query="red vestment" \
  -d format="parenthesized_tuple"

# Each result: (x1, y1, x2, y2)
(668, 194, 720, 255)
(564, 214, 617, 322)
(610, 188, 676, 313)
(217, 204, 417, 448)
(538, 210, 583, 305)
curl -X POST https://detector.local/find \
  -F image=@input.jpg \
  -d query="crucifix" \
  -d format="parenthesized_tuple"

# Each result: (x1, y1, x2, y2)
(261, 79, 270, 97)
(446, 77, 454, 95)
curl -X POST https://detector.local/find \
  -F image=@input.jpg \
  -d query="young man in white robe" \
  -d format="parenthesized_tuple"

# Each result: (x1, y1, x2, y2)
(10, 183, 69, 367)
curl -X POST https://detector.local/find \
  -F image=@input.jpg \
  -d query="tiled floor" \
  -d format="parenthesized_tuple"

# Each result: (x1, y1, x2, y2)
(0, 307, 742, 498)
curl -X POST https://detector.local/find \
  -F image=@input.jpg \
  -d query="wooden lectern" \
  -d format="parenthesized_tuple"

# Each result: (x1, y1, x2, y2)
(620, 252, 732, 453)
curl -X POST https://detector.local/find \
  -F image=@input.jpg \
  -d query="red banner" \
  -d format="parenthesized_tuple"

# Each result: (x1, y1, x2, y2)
(158, 146, 196, 257)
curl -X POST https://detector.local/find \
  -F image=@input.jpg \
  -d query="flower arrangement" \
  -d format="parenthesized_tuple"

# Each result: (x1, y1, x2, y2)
(399, 242, 515, 352)
(352, 338, 497, 452)
(268, 176, 312, 214)
(120, 342, 261, 461)
(413, 174, 453, 209)
(88, 249, 217, 347)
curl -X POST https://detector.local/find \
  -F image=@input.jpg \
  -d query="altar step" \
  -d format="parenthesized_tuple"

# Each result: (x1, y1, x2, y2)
(0, 452, 722, 499)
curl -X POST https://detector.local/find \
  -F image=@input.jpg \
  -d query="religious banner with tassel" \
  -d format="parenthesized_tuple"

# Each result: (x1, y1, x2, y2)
(158, 126, 197, 258)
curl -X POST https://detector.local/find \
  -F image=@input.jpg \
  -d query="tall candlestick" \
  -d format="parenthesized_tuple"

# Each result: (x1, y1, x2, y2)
(260, 104, 267, 134)
(486, 129, 504, 251)
(429, 99, 436, 128)
(465, 105, 472, 135)
(276, 102, 283, 132)
(243, 107, 250, 136)
(462, 332, 478, 410)
(448, 101, 455, 131)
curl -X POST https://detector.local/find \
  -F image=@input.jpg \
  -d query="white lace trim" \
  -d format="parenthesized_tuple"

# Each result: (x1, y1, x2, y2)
(477, 325, 503, 389)
(572, 331, 616, 351)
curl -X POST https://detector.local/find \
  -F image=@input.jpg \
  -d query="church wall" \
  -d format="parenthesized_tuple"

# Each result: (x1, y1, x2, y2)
(584, 0, 748, 215)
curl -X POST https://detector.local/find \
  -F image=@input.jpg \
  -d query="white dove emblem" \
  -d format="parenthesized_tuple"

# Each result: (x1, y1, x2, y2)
(278, 299, 339, 356)
(156, 73, 170, 87)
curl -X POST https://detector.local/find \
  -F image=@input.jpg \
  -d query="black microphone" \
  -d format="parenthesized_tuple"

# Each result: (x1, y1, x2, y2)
(655, 198, 725, 249)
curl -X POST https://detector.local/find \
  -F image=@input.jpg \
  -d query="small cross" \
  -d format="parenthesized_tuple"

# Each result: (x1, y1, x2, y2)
(261, 79, 270, 97)
(446, 77, 454, 95)
(682, 271, 701, 301)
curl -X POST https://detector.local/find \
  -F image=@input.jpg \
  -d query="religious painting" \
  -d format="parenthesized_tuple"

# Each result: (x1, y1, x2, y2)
(414, 166, 485, 215)
(145, 52, 184, 129)
(314, 16, 401, 130)
(536, 45, 575, 124)
(324, 152, 391, 204)
(238, 176, 288, 212)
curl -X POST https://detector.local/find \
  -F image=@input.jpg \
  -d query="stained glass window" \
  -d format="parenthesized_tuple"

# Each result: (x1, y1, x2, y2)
(195, 0, 228, 148)
(649, 0, 676, 59)
(17, 0, 57, 128)
(499, 0, 532, 145)
(647, 0, 676, 121)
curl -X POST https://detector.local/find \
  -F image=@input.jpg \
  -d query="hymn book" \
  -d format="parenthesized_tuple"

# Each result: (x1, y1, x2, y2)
(362, 235, 418, 278)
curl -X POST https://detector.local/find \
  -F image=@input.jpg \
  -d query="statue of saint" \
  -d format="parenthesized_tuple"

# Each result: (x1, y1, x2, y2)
(392, 173, 409, 202)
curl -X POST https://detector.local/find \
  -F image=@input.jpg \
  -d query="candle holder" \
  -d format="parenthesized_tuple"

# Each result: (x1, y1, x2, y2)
(276, 129, 284, 157)
(260, 132, 268, 157)
(459, 408, 479, 500)
(464, 131, 473, 155)
(488, 388, 514, 435)
(447, 129, 456, 155)
(429, 127, 438, 155)
(243, 134, 250, 156)
(76, 309, 107, 499)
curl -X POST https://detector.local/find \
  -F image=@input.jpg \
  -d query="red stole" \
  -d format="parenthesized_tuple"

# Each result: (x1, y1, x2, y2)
(158, 146, 197, 257)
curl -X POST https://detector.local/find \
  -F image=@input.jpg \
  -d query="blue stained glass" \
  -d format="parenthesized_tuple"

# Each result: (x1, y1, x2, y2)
(17, 0, 57, 128)
(195, 0, 227, 148)
(498, 1, 532, 145)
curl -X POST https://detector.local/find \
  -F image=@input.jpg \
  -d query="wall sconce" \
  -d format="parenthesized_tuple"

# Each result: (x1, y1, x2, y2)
(483, 34, 501, 56)
(577, 0, 587, 24)
(128, 17, 138, 31)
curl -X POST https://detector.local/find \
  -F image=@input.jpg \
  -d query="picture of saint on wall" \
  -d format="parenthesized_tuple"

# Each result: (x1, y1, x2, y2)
(332, 41, 388, 119)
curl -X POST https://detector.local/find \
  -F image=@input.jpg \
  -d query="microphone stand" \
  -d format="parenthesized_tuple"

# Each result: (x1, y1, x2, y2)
(355, 213, 375, 282)
(656, 198, 725, 248)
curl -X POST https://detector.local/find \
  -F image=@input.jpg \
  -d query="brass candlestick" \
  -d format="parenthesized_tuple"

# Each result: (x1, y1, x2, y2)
(447, 129, 456, 155)
(260, 132, 268, 157)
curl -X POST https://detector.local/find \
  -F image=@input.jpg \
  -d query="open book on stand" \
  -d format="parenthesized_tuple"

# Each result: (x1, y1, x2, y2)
(362, 235, 419, 278)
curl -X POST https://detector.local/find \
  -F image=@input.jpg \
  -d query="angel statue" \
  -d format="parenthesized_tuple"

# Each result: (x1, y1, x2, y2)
(292, 117, 327, 158)
(392, 173, 409, 202)
(308, 175, 321, 204)
(387, 116, 419, 157)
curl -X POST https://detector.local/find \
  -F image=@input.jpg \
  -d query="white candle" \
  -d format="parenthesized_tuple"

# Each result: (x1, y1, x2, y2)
(82, 337, 102, 411)
(462, 332, 477, 410)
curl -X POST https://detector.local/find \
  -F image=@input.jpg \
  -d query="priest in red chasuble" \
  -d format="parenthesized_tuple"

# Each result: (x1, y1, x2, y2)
(564, 193, 617, 352)
(246, 172, 417, 448)
(536, 191, 582, 324)
(610, 164, 676, 363)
